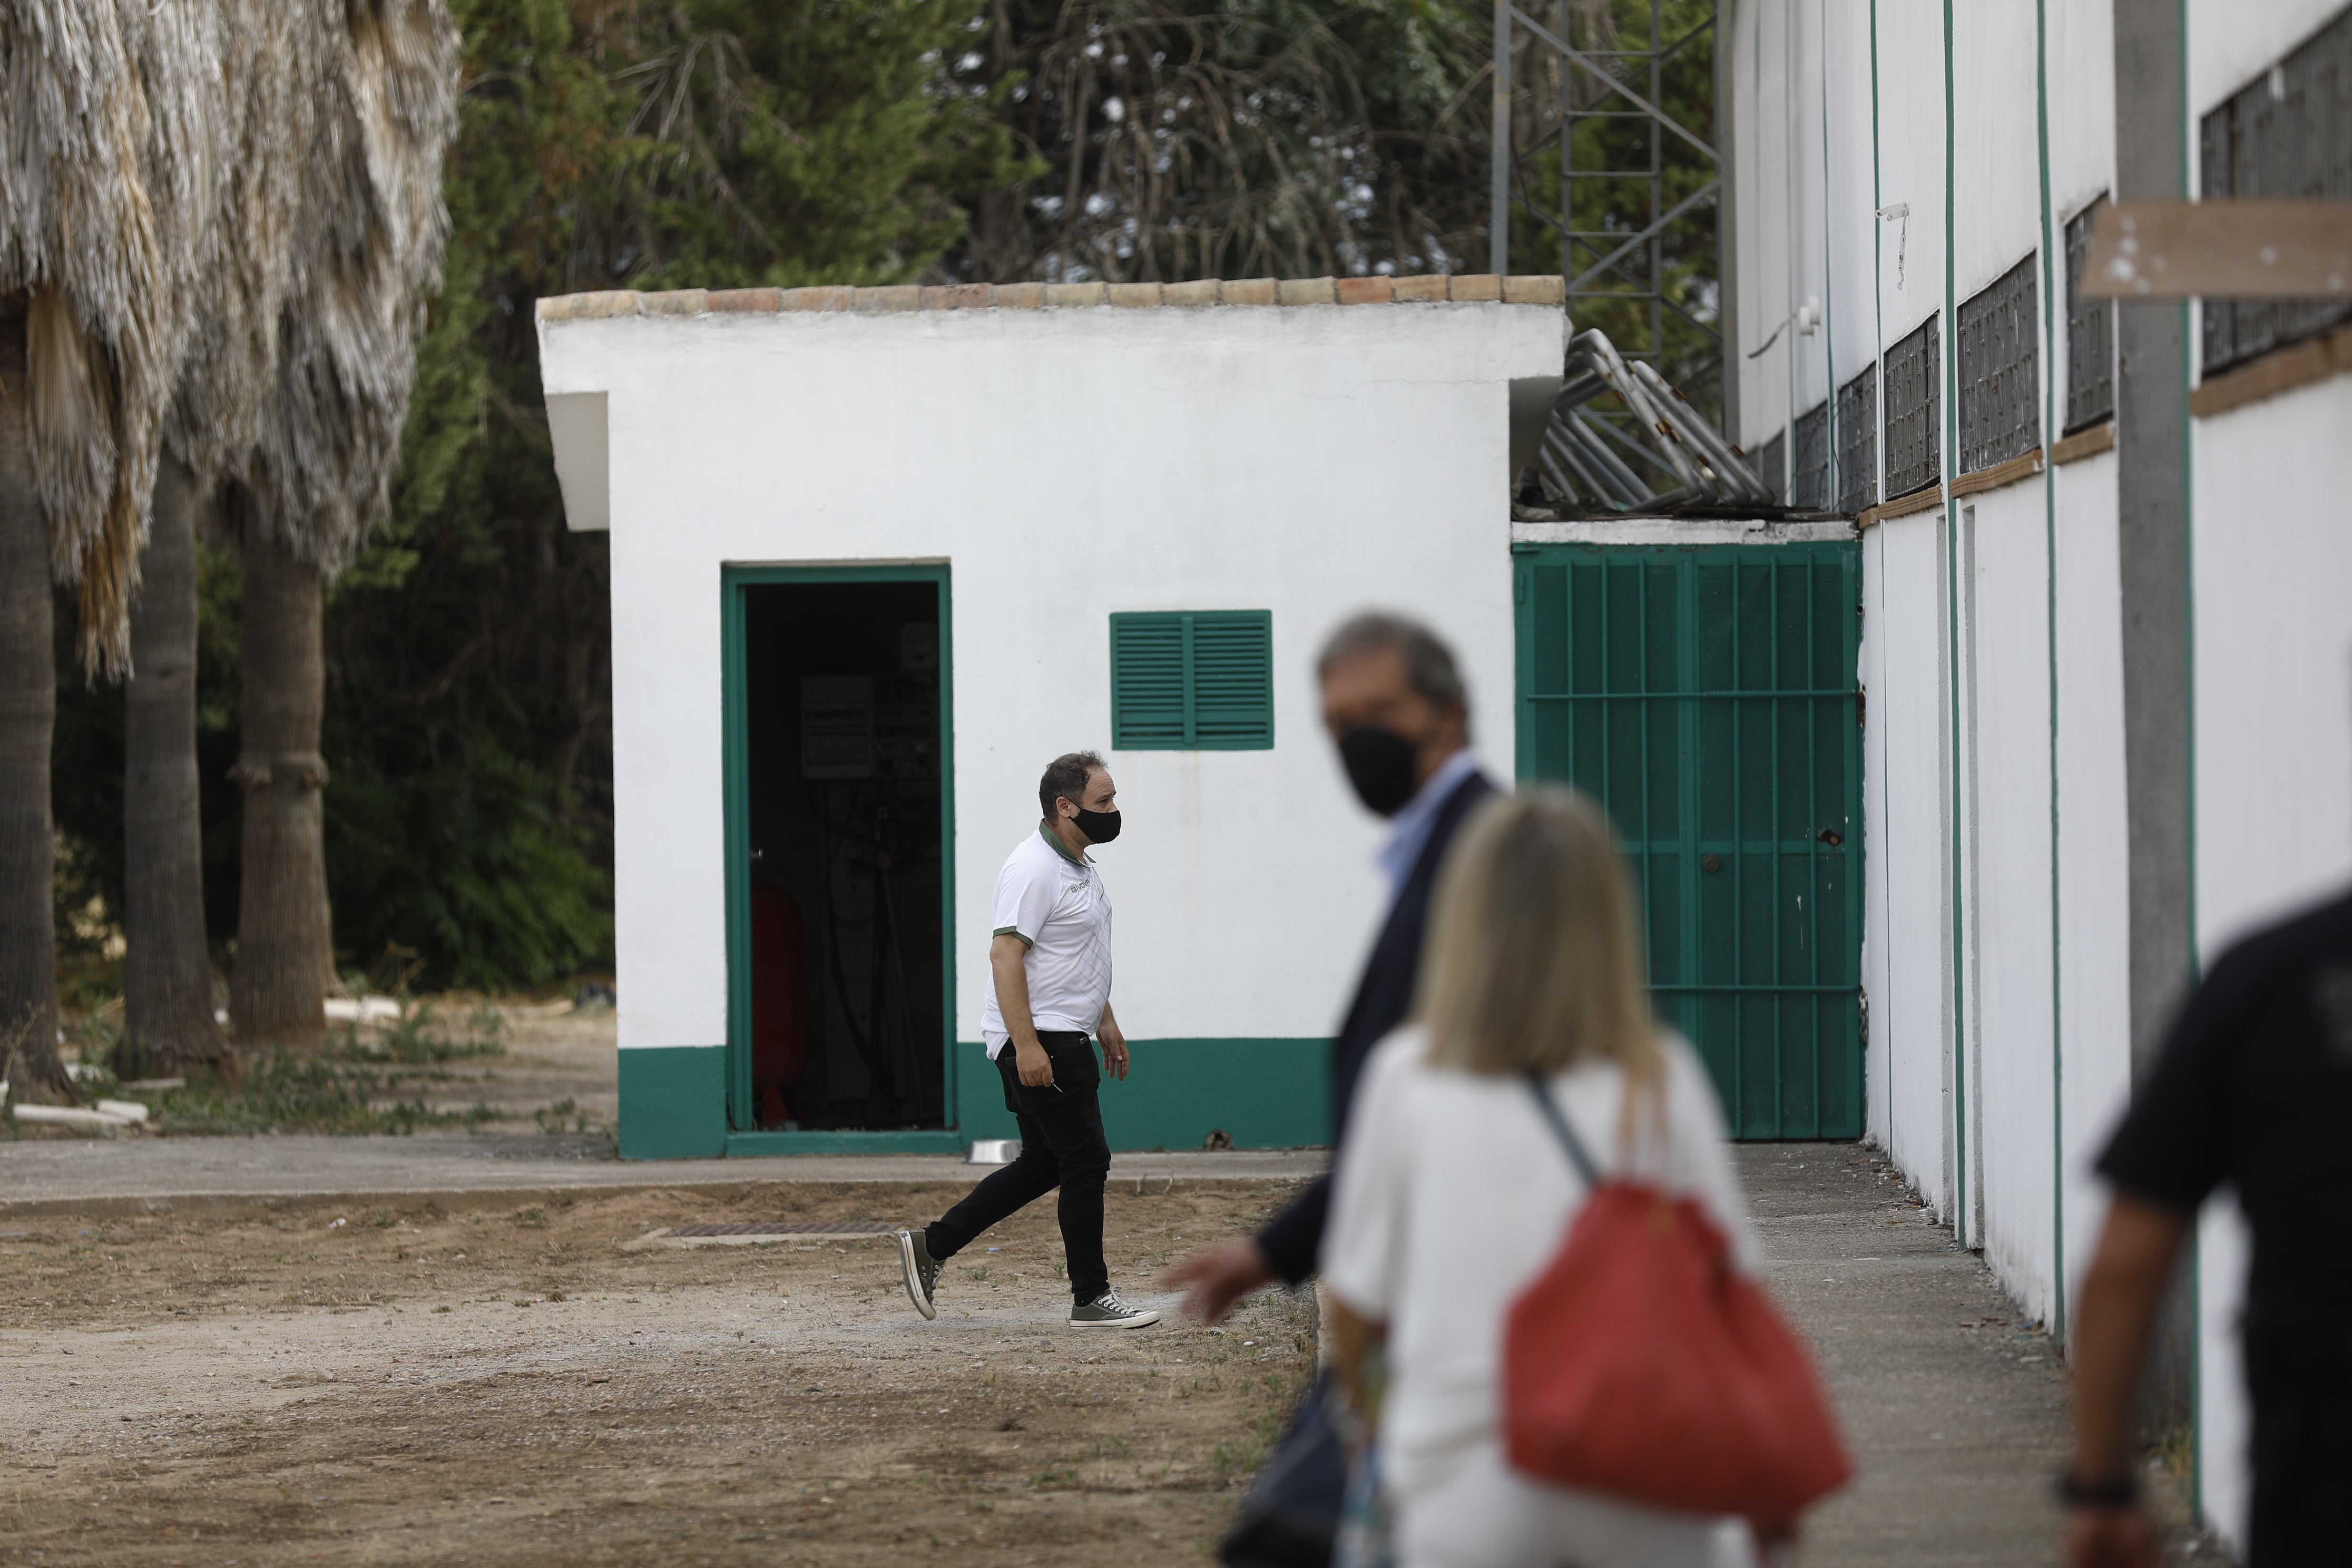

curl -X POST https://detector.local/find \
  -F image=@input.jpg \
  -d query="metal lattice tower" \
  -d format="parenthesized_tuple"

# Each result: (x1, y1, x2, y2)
(1490, 0, 1727, 418)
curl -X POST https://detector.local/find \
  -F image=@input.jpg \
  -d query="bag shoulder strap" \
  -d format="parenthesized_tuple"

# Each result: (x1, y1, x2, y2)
(1522, 1071, 1602, 1191)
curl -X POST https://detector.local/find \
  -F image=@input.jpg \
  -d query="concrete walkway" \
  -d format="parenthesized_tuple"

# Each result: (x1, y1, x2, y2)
(0, 1129, 1326, 1214)
(1742, 1144, 2216, 1566)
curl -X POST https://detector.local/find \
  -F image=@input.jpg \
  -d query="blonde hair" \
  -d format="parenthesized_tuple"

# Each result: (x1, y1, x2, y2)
(1416, 788, 1659, 1079)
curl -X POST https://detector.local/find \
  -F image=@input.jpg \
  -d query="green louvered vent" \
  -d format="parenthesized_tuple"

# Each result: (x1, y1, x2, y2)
(1110, 611, 1273, 750)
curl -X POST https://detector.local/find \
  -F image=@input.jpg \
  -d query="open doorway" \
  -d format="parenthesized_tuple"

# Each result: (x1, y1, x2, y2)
(728, 569, 950, 1133)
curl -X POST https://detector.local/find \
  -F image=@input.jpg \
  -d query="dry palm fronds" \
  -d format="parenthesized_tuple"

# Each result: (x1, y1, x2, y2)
(239, 0, 460, 574)
(160, 1, 306, 499)
(0, 1, 225, 673)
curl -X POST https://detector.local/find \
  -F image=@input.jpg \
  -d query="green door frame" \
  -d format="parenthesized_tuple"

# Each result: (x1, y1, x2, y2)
(720, 562, 963, 1155)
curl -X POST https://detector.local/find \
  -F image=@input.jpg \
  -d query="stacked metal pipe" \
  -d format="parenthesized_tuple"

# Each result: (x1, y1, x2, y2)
(1536, 329, 1773, 512)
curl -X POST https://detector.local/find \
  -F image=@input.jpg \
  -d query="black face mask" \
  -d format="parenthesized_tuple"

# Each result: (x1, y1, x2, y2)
(1337, 726, 1422, 817)
(1072, 806, 1122, 845)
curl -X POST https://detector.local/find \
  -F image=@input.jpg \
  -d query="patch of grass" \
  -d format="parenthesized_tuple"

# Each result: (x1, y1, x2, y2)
(340, 1002, 506, 1066)
(1212, 1437, 1265, 1476)
(533, 1097, 597, 1135)
(57, 997, 514, 1137)
(138, 1051, 509, 1137)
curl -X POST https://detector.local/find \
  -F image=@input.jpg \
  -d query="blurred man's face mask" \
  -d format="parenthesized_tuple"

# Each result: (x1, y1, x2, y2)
(1072, 805, 1122, 844)
(1337, 726, 1422, 817)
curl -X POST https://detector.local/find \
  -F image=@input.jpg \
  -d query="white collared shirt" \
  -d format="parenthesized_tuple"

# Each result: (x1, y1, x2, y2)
(980, 822, 1112, 1058)
(1376, 748, 1482, 897)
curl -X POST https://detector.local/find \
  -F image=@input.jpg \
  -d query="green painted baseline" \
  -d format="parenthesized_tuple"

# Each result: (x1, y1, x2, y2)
(616, 1041, 1329, 1160)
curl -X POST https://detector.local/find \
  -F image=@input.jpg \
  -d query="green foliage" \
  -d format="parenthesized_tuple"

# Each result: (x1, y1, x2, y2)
(316, 0, 1034, 988)
(51, 0, 1721, 998)
(944, 0, 1494, 283)
(1502, 0, 1721, 422)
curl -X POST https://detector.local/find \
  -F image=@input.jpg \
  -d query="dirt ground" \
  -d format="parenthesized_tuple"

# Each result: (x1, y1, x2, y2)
(1, 1177, 1316, 1566)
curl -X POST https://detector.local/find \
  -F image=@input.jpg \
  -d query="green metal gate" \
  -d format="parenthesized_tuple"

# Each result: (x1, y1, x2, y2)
(1512, 542, 1863, 1139)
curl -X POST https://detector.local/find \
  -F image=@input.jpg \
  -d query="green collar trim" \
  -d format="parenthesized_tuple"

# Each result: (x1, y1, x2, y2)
(1038, 820, 1087, 866)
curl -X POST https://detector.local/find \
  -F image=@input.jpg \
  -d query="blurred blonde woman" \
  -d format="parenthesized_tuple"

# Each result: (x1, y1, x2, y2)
(1322, 789, 1763, 1568)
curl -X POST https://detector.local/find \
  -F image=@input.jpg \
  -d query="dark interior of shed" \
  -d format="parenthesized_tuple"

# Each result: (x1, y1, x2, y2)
(741, 581, 945, 1131)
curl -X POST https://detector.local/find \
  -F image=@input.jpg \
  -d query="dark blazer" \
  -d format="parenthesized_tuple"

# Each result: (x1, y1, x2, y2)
(1255, 767, 1499, 1285)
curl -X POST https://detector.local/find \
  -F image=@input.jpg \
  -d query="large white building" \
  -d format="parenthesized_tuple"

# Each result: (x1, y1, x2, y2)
(535, 277, 1566, 1160)
(1729, 0, 2352, 1546)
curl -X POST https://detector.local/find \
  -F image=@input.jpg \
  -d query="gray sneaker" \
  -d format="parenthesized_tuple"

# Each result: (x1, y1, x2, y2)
(1069, 1289, 1161, 1329)
(897, 1229, 940, 1320)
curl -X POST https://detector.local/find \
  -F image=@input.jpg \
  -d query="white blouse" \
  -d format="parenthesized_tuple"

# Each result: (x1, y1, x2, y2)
(1321, 1025, 1762, 1500)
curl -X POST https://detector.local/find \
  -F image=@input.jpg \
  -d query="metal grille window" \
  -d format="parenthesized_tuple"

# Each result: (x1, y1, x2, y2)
(1957, 256, 2041, 474)
(1754, 432, 1786, 504)
(2064, 199, 2115, 430)
(1790, 403, 1832, 509)
(1836, 366, 1877, 515)
(1883, 317, 1941, 498)
(2200, 5, 2352, 373)
(1109, 611, 1273, 750)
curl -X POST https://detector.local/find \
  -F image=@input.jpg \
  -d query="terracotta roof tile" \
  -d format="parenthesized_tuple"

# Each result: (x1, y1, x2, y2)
(537, 275, 1565, 321)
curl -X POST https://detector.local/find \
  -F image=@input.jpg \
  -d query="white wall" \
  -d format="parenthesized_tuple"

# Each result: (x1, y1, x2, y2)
(2190, 0, 2349, 122)
(1865, 507, 1954, 1218)
(536, 301, 1562, 1059)
(2050, 452, 2132, 1327)
(1741, 1, 2352, 1548)
(2187, 371, 2352, 1542)
(1958, 485, 2059, 1318)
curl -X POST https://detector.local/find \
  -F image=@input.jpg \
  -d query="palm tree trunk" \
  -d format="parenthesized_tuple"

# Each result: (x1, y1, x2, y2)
(0, 301, 73, 1103)
(229, 526, 328, 1052)
(122, 452, 232, 1081)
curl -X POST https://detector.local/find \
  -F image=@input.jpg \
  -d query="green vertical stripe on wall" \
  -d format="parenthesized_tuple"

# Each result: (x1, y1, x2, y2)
(1941, 0, 1969, 1249)
(1817, 0, 1837, 505)
(2034, 0, 2067, 1344)
(1868, 0, 1891, 1141)
(2178, 0, 2202, 1517)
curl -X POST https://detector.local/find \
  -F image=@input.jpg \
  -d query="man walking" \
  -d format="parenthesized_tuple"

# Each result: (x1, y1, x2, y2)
(898, 751, 1161, 1329)
(2064, 881, 2352, 1566)
(1164, 614, 1497, 1320)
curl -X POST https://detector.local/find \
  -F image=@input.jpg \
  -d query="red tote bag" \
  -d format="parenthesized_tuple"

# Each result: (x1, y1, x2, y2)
(1502, 1073, 1852, 1525)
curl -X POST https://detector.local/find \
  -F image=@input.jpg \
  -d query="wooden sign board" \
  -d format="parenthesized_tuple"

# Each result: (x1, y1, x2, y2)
(2082, 200, 2352, 300)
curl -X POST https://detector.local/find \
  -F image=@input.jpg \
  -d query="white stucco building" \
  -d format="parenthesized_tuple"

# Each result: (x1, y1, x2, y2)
(535, 276, 1565, 1161)
(1730, 0, 2352, 1546)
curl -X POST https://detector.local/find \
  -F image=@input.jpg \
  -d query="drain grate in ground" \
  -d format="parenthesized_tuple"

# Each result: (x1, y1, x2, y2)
(624, 1221, 900, 1252)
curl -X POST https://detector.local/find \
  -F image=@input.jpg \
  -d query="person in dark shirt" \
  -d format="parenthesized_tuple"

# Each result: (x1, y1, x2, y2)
(2066, 886, 2352, 1568)
(1163, 612, 1496, 1321)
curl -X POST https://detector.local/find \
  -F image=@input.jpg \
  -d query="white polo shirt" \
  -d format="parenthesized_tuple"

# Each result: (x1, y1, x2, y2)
(981, 822, 1113, 1057)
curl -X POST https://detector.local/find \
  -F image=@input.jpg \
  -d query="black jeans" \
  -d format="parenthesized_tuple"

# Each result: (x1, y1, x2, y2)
(925, 1031, 1111, 1304)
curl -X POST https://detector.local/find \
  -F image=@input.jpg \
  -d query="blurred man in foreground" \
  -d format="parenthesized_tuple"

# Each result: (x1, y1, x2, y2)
(2065, 883, 2352, 1567)
(1165, 612, 1495, 1320)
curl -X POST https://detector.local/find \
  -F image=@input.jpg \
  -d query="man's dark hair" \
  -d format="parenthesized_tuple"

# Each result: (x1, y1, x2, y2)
(1040, 750, 1106, 818)
(1318, 612, 1468, 712)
